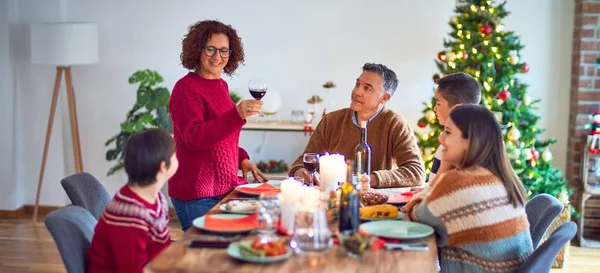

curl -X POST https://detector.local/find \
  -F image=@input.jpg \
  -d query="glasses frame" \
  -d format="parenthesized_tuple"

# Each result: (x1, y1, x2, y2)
(203, 46, 232, 58)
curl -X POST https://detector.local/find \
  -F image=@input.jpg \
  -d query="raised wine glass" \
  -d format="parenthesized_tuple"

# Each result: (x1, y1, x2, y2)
(248, 79, 267, 117)
(303, 153, 320, 186)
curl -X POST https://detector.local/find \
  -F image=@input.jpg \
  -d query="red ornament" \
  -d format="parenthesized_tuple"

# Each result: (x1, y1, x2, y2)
(437, 52, 446, 61)
(480, 24, 493, 35)
(462, 52, 469, 60)
(531, 149, 540, 161)
(520, 63, 530, 73)
(418, 122, 426, 129)
(498, 90, 511, 101)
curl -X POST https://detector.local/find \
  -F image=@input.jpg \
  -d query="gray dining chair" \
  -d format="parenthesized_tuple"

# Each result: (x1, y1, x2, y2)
(61, 172, 111, 219)
(45, 206, 97, 273)
(517, 221, 577, 273)
(525, 193, 563, 248)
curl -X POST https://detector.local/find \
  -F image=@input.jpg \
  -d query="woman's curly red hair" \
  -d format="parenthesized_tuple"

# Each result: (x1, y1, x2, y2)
(180, 20, 245, 76)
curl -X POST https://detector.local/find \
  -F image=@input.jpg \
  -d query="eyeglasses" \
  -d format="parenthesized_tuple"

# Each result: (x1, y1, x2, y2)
(203, 46, 231, 58)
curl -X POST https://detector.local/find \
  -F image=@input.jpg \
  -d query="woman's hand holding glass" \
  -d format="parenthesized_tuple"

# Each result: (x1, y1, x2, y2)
(236, 100, 263, 119)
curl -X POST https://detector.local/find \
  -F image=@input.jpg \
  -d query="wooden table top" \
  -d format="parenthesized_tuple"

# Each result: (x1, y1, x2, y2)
(145, 190, 438, 273)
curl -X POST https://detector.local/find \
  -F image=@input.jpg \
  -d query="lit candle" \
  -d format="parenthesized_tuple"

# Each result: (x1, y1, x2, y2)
(319, 153, 345, 191)
(280, 178, 302, 232)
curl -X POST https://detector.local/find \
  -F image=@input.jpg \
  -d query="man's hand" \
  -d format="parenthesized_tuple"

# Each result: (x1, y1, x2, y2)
(241, 159, 268, 182)
(293, 168, 320, 186)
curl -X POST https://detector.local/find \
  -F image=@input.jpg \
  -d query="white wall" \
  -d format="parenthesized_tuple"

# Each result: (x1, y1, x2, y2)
(5, 0, 574, 208)
(0, 0, 17, 209)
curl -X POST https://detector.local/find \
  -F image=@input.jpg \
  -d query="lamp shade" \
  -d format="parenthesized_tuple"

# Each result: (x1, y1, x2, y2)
(30, 22, 98, 65)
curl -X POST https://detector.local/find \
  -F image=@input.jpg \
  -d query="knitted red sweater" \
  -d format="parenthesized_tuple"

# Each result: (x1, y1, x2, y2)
(87, 186, 170, 273)
(168, 72, 249, 200)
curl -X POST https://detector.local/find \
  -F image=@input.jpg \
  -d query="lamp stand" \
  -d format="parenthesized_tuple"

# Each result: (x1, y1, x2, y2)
(32, 66, 84, 222)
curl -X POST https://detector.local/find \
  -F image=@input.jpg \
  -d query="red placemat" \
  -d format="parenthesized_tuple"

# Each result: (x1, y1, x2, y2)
(204, 214, 258, 231)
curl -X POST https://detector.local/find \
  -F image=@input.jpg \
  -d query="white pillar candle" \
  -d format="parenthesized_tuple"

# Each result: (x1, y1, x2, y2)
(319, 153, 345, 192)
(280, 178, 302, 232)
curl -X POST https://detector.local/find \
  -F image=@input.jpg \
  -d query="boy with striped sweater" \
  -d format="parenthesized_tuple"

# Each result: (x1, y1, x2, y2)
(87, 129, 178, 273)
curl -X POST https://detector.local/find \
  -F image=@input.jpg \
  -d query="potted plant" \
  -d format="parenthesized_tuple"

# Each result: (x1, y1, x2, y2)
(105, 70, 172, 175)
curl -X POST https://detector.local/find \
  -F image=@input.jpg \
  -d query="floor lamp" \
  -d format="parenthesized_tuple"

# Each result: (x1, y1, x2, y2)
(30, 22, 98, 222)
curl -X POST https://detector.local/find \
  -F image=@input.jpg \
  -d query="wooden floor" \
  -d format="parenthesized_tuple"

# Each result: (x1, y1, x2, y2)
(0, 216, 598, 273)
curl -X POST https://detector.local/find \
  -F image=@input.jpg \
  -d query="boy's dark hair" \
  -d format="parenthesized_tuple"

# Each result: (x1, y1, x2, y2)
(124, 128, 175, 186)
(436, 72, 481, 106)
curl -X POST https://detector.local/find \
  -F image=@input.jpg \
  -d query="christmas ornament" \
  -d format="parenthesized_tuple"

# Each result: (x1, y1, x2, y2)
(542, 148, 553, 162)
(585, 110, 600, 153)
(462, 52, 469, 60)
(424, 147, 433, 157)
(445, 52, 456, 62)
(522, 95, 531, 106)
(508, 148, 521, 160)
(524, 149, 533, 160)
(425, 110, 436, 123)
(438, 52, 446, 61)
(418, 122, 427, 129)
(498, 90, 511, 102)
(450, 16, 458, 24)
(557, 190, 569, 204)
(479, 24, 493, 35)
(495, 24, 504, 32)
(520, 63, 530, 73)
(507, 126, 521, 141)
(508, 52, 519, 65)
(531, 149, 540, 161)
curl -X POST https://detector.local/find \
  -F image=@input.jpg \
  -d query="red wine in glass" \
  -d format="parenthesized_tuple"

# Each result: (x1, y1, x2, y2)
(302, 153, 319, 185)
(248, 79, 267, 117)
(249, 89, 267, 99)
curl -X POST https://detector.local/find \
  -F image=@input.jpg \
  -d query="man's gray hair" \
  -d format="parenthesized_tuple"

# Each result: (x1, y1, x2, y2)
(362, 63, 399, 96)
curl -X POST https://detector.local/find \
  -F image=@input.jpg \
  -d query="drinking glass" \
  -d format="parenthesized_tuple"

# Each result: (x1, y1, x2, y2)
(292, 206, 332, 255)
(303, 153, 320, 186)
(248, 79, 267, 117)
(257, 192, 281, 241)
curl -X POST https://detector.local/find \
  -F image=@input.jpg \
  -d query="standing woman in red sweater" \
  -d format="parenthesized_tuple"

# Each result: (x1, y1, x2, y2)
(169, 20, 267, 231)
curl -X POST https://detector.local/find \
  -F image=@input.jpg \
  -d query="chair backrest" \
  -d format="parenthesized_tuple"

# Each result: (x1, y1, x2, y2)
(525, 193, 564, 248)
(517, 221, 577, 273)
(45, 206, 97, 273)
(61, 172, 111, 219)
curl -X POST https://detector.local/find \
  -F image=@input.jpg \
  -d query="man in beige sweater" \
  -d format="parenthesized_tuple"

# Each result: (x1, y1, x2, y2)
(289, 63, 425, 188)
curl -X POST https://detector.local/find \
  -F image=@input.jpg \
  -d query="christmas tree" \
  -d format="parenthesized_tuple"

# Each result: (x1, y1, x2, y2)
(416, 0, 573, 204)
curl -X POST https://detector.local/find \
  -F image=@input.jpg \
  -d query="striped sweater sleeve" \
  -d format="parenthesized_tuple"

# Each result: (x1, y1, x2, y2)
(409, 170, 533, 273)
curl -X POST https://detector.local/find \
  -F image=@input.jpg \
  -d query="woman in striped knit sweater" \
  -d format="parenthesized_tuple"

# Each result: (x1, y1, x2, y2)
(403, 104, 532, 273)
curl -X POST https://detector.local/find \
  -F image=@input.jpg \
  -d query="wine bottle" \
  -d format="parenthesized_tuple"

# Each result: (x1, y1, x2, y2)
(339, 160, 359, 235)
(355, 121, 372, 175)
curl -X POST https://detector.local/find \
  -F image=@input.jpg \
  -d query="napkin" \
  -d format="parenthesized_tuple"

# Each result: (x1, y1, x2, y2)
(238, 183, 281, 195)
(387, 191, 414, 204)
(204, 214, 258, 231)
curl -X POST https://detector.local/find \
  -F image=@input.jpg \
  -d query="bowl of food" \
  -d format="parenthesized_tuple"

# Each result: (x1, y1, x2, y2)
(338, 232, 375, 258)
(227, 237, 292, 263)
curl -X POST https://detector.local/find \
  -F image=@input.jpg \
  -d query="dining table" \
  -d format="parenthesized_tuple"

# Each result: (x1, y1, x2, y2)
(144, 186, 439, 273)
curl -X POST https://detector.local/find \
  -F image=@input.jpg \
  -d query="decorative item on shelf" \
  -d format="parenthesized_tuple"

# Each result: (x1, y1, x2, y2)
(322, 81, 336, 118)
(585, 110, 600, 154)
(261, 90, 282, 124)
(291, 110, 305, 124)
(306, 95, 323, 134)
(304, 112, 314, 136)
(256, 160, 289, 173)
